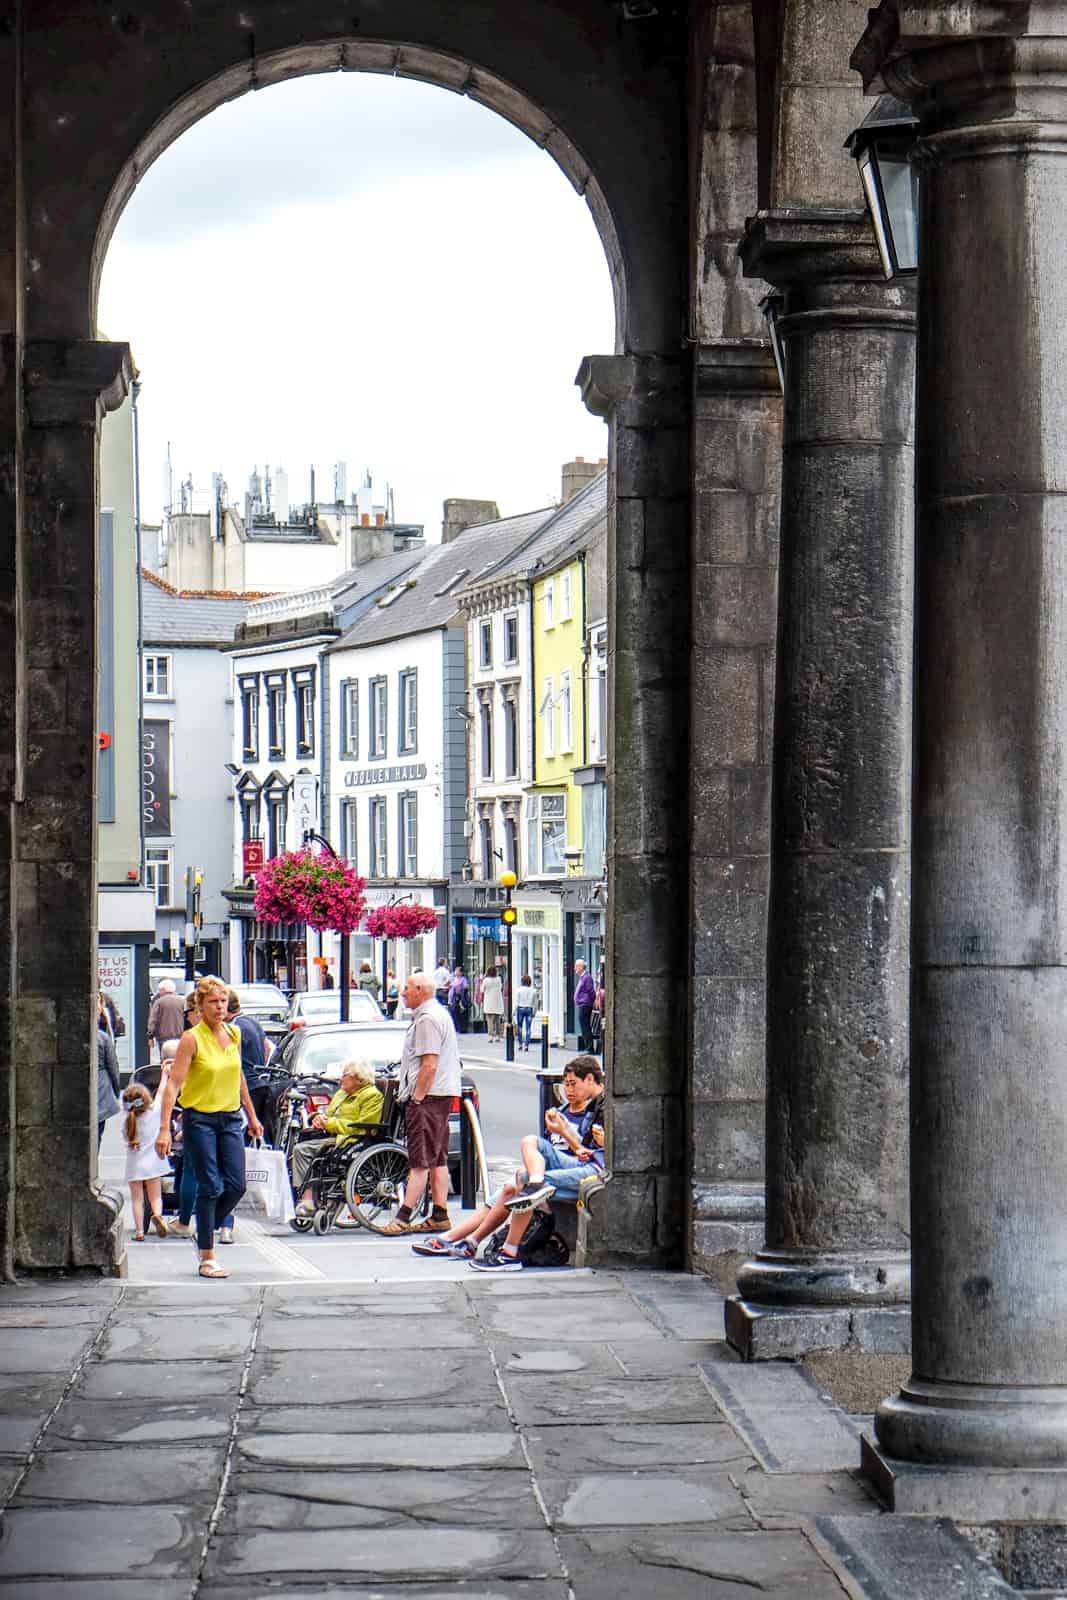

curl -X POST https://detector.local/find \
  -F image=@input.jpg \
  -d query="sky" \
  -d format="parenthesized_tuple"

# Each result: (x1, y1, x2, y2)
(97, 72, 615, 541)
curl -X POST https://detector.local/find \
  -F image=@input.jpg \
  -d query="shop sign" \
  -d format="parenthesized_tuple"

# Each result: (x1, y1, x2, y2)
(98, 945, 134, 1075)
(243, 840, 265, 876)
(344, 763, 427, 788)
(141, 721, 171, 837)
(516, 905, 561, 933)
(465, 915, 504, 938)
(293, 774, 317, 834)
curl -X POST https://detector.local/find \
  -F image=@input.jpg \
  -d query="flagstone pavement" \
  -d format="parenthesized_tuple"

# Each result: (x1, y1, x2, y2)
(0, 1267, 1032, 1598)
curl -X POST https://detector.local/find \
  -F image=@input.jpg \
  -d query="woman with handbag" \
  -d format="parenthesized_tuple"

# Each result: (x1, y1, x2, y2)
(155, 974, 263, 1279)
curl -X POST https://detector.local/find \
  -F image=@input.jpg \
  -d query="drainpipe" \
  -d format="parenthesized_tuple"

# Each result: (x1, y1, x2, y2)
(132, 378, 145, 886)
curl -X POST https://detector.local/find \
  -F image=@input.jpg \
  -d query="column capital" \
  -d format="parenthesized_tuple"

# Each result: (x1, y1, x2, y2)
(577, 352, 688, 428)
(740, 209, 884, 289)
(24, 340, 132, 427)
(854, 1, 1067, 113)
(696, 340, 780, 398)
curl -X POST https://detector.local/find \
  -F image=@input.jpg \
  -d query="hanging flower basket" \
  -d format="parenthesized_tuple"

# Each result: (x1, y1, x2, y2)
(254, 848, 367, 935)
(365, 903, 440, 941)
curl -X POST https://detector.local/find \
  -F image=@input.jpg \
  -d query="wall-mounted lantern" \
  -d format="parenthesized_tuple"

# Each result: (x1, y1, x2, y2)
(845, 96, 920, 280)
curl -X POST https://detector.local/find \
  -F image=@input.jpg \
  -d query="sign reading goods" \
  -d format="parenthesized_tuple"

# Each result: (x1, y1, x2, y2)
(142, 721, 171, 837)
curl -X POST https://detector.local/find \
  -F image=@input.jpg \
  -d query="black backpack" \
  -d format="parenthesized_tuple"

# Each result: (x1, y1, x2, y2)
(487, 1207, 569, 1268)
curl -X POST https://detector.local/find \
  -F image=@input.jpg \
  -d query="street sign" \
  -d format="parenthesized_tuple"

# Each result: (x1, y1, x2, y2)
(243, 839, 265, 875)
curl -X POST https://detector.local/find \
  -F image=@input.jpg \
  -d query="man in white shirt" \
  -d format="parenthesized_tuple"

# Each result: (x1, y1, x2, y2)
(432, 959, 452, 1006)
(381, 971, 462, 1235)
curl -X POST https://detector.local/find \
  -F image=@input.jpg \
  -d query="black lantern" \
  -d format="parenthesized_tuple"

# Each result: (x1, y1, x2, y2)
(845, 96, 919, 280)
(760, 291, 786, 394)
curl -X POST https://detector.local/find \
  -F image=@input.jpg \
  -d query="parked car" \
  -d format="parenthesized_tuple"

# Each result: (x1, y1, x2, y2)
(232, 981, 291, 1041)
(286, 989, 382, 1028)
(148, 962, 193, 1001)
(270, 1019, 479, 1193)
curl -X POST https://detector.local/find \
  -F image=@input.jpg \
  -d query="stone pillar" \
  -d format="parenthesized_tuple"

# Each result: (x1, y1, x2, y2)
(688, 341, 781, 1278)
(726, 212, 915, 1359)
(12, 338, 131, 1272)
(854, 5, 1067, 1514)
(579, 353, 691, 1267)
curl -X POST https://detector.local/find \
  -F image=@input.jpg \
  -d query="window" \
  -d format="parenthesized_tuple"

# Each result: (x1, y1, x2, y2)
(590, 630, 608, 760)
(267, 677, 286, 758)
(240, 790, 261, 845)
(240, 677, 259, 761)
(503, 613, 518, 664)
(370, 796, 388, 876)
(143, 654, 171, 698)
(480, 813, 495, 880)
(293, 670, 315, 757)
(399, 669, 418, 754)
(503, 695, 519, 779)
(479, 619, 493, 669)
(370, 676, 387, 759)
(526, 793, 566, 875)
(339, 798, 358, 863)
(145, 846, 172, 908)
(543, 581, 555, 629)
(540, 677, 555, 758)
(560, 671, 573, 753)
(480, 698, 493, 780)
(504, 814, 518, 875)
(266, 790, 287, 857)
(399, 792, 418, 877)
(559, 568, 573, 622)
(339, 679, 358, 758)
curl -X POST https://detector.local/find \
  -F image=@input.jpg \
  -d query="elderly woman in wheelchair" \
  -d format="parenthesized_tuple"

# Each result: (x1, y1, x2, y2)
(292, 1059, 383, 1219)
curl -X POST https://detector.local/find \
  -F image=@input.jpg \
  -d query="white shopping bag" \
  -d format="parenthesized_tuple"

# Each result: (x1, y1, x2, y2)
(242, 1144, 295, 1224)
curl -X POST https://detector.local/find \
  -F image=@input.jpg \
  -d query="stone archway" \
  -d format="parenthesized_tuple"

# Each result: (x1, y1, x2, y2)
(1, 1, 693, 1273)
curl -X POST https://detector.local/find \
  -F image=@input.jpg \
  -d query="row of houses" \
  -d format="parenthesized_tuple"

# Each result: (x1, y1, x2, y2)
(122, 455, 608, 1044)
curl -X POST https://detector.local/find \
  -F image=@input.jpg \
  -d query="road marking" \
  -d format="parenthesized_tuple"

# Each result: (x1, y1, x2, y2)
(237, 1215, 324, 1280)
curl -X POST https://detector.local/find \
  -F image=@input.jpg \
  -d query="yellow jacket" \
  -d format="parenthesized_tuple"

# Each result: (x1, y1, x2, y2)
(322, 1083, 384, 1148)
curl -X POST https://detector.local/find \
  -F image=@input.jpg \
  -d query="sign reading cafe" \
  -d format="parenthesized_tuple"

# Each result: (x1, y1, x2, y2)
(344, 763, 427, 789)
(142, 721, 171, 837)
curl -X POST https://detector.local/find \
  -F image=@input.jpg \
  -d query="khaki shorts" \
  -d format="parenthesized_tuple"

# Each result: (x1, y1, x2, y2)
(404, 1095, 452, 1170)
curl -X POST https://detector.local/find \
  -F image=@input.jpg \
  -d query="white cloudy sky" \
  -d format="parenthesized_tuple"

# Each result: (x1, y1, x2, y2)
(97, 72, 615, 539)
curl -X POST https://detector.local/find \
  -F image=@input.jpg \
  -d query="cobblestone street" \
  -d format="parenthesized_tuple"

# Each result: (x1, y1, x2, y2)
(0, 1268, 1025, 1598)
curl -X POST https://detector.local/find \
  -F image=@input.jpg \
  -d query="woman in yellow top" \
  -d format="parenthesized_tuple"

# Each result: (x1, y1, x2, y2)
(156, 974, 263, 1278)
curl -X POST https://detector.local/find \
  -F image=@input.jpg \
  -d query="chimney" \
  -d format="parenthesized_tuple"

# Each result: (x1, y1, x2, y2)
(561, 456, 601, 505)
(442, 497, 500, 544)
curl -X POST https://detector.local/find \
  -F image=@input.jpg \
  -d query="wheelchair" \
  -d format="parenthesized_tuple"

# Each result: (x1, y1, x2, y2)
(283, 1073, 431, 1236)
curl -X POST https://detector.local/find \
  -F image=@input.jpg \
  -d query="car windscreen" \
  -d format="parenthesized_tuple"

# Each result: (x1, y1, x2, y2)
(237, 986, 288, 1014)
(294, 1029, 405, 1080)
(295, 992, 379, 1020)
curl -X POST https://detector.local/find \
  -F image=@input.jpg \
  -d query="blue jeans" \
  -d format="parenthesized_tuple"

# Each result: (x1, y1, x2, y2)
(515, 1007, 533, 1047)
(177, 1155, 233, 1232)
(182, 1109, 245, 1250)
(521, 1136, 601, 1199)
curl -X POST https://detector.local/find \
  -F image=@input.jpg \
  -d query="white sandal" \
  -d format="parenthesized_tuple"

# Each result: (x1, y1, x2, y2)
(197, 1259, 228, 1278)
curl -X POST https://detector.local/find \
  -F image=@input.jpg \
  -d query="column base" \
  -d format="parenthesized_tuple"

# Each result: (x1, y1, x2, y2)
(875, 1378, 1067, 1470)
(725, 1295, 910, 1360)
(862, 1432, 1067, 1520)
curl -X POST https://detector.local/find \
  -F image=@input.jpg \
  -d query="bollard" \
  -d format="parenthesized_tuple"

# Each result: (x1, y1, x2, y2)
(540, 1012, 550, 1074)
(459, 1086, 477, 1210)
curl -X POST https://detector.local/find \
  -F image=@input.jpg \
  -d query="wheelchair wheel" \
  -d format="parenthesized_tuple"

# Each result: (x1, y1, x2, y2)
(289, 1213, 313, 1233)
(313, 1208, 332, 1236)
(344, 1142, 425, 1234)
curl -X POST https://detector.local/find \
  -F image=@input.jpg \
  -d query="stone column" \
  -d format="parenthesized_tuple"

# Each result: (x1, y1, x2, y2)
(726, 213, 915, 1359)
(579, 353, 691, 1267)
(854, 6, 1067, 1513)
(689, 341, 781, 1278)
(13, 338, 131, 1271)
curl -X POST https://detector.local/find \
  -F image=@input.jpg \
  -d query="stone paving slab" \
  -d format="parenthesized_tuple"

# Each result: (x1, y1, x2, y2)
(257, 1309, 480, 1350)
(0, 1301, 110, 1328)
(478, 1291, 663, 1342)
(625, 1278, 728, 1341)
(248, 1348, 500, 1408)
(98, 1312, 255, 1361)
(700, 1357, 861, 1473)
(198, 1583, 569, 1599)
(74, 1356, 246, 1401)
(0, 1583, 194, 1599)
(524, 1421, 756, 1476)
(205, 1525, 562, 1584)
(266, 1284, 469, 1315)
(239, 1401, 512, 1437)
(732, 1465, 881, 1529)
(0, 1376, 68, 1453)
(558, 1527, 852, 1598)
(813, 1513, 1015, 1598)
(235, 1428, 525, 1472)
(606, 1338, 734, 1377)
(120, 1284, 262, 1311)
(227, 1466, 544, 1530)
(0, 1503, 203, 1579)
(15, 1444, 225, 1506)
(490, 1338, 627, 1377)
(0, 1326, 98, 1372)
(504, 1372, 723, 1427)
(42, 1398, 233, 1448)
(543, 1466, 752, 1530)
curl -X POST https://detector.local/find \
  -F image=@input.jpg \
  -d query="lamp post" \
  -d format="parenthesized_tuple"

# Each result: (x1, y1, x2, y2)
(845, 96, 920, 280)
(500, 869, 518, 1062)
(302, 829, 349, 1021)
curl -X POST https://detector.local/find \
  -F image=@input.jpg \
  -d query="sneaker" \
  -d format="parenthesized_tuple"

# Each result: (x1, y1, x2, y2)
(469, 1245, 523, 1273)
(168, 1220, 194, 1237)
(505, 1180, 556, 1213)
(411, 1236, 475, 1259)
(218, 1227, 234, 1245)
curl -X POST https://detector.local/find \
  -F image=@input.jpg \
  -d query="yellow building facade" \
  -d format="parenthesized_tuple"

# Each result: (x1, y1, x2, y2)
(531, 553, 585, 866)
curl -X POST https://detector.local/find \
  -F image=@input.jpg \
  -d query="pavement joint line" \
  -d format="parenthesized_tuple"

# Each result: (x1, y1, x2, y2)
(193, 1284, 266, 1597)
(464, 1282, 576, 1600)
(237, 1214, 324, 1280)
(2, 1281, 126, 1511)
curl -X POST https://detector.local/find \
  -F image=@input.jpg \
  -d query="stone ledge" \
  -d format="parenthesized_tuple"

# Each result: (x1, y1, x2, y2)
(861, 1433, 1067, 1522)
(725, 1296, 910, 1361)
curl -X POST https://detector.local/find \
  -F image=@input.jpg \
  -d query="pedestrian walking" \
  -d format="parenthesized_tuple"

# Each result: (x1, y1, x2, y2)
(147, 979, 185, 1058)
(481, 966, 504, 1041)
(385, 969, 399, 1019)
(122, 1082, 171, 1241)
(155, 974, 263, 1279)
(358, 961, 382, 1006)
(573, 960, 596, 1051)
(96, 996, 121, 1148)
(447, 965, 470, 1034)
(432, 959, 452, 1006)
(380, 972, 462, 1236)
(514, 973, 536, 1051)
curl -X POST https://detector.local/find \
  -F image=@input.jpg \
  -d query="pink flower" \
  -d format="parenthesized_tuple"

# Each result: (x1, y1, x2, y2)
(254, 849, 368, 935)
(365, 903, 439, 941)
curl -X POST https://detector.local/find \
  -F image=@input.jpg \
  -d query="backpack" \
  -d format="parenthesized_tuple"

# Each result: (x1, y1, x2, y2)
(487, 1207, 570, 1268)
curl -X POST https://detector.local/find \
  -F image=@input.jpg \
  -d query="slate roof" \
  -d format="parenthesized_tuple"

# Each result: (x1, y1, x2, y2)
(140, 573, 250, 646)
(456, 471, 607, 604)
(329, 505, 557, 652)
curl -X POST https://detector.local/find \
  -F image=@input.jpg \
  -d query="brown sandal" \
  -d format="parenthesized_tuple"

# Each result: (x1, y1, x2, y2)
(150, 1214, 168, 1237)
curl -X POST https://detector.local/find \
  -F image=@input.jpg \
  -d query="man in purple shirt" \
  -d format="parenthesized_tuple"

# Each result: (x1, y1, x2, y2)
(574, 960, 596, 1052)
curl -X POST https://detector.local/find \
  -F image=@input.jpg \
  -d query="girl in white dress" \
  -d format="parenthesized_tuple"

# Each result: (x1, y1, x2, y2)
(122, 1082, 172, 1239)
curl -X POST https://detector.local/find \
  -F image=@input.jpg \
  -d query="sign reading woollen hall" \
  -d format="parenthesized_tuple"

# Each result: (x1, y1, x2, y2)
(344, 764, 427, 789)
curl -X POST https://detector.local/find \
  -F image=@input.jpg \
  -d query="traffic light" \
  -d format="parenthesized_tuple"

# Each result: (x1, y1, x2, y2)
(502, 905, 517, 926)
